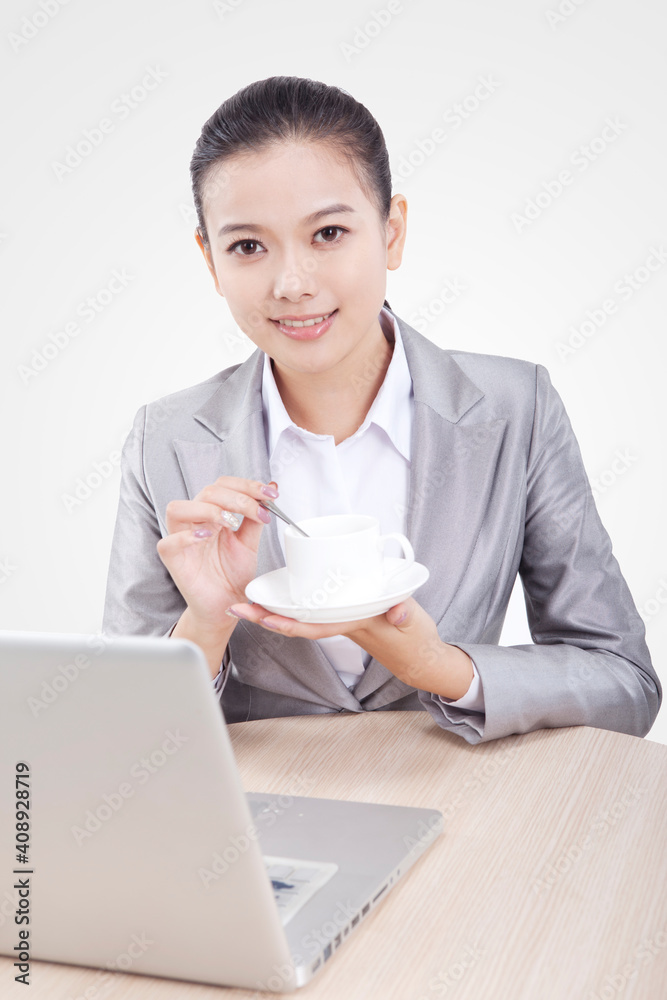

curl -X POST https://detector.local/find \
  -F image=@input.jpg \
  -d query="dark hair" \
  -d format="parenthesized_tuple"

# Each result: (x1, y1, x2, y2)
(190, 75, 393, 312)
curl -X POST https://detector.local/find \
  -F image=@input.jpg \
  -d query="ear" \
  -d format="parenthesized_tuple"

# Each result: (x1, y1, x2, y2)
(194, 228, 224, 297)
(386, 194, 408, 273)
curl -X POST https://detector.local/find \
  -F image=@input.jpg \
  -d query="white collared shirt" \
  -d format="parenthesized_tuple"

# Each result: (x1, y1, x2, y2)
(259, 307, 483, 711)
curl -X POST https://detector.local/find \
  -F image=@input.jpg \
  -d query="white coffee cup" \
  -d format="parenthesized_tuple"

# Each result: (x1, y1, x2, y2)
(284, 514, 415, 609)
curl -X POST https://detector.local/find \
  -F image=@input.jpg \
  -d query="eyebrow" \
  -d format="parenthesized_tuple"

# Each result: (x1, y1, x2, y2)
(217, 203, 357, 239)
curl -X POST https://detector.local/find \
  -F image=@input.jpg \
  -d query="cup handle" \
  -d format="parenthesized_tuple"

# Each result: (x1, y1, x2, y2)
(377, 533, 415, 582)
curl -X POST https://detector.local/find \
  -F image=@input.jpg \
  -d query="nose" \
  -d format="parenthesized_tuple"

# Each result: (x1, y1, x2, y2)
(271, 246, 318, 300)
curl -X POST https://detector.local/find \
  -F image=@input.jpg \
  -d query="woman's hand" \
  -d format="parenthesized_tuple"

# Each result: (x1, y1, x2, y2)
(156, 477, 279, 629)
(225, 596, 475, 699)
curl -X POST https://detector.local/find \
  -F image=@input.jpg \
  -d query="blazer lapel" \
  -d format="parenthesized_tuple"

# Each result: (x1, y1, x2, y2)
(354, 316, 508, 707)
(172, 351, 362, 712)
(173, 350, 288, 579)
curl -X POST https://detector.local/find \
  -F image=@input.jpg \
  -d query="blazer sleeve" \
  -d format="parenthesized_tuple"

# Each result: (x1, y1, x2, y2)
(101, 405, 231, 695)
(419, 364, 662, 744)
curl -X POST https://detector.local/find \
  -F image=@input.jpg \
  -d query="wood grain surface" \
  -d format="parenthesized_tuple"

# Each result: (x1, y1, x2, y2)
(2, 713, 665, 999)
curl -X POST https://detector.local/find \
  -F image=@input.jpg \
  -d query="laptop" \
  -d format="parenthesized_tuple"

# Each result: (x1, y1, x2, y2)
(0, 630, 443, 992)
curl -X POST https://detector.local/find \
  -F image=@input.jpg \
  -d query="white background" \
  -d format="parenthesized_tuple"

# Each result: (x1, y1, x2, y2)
(1, 0, 665, 742)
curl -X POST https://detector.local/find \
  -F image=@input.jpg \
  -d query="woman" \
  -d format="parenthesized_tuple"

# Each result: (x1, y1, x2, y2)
(102, 76, 660, 743)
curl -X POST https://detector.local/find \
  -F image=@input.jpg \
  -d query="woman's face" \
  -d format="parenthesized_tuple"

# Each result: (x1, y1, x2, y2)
(195, 142, 406, 377)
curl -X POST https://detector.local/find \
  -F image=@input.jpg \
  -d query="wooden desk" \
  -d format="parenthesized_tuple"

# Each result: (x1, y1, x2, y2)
(2, 713, 666, 998)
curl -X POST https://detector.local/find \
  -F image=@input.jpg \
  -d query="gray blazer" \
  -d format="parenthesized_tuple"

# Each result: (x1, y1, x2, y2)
(102, 312, 661, 743)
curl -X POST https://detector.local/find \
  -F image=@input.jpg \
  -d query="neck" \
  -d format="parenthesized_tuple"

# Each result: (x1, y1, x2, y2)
(272, 313, 395, 446)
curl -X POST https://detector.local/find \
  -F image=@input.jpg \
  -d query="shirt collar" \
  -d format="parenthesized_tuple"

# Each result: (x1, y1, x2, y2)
(261, 307, 413, 461)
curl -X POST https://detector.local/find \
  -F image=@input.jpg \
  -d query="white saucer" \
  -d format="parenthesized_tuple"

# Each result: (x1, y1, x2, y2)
(245, 557, 430, 623)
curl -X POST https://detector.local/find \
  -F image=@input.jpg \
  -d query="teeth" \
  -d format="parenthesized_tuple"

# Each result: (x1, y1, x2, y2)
(279, 312, 333, 328)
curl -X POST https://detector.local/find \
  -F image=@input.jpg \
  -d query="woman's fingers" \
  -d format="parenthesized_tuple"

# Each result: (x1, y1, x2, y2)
(196, 477, 277, 508)
(165, 499, 232, 532)
(156, 523, 221, 563)
(165, 479, 276, 533)
(224, 602, 376, 640)
(156, 480, 280, 624)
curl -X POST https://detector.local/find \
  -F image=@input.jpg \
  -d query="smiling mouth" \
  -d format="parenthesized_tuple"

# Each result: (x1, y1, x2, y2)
(270, 310, 339, 340)
(273, 311, 336, 328)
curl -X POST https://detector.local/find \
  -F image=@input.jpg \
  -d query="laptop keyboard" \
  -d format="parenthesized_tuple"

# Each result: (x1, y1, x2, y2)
(263, 855, 338, 925)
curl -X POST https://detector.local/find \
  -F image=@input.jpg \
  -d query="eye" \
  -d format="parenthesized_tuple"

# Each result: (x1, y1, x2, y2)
(314, 226, 346, 244)
(226, 239, 265, 257)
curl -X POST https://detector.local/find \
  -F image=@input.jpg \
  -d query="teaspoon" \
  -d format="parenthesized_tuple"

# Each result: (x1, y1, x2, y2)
(258, 498, 310, 537)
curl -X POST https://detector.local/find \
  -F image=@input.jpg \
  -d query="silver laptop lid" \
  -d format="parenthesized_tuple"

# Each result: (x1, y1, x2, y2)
(0, 631, 297, 991)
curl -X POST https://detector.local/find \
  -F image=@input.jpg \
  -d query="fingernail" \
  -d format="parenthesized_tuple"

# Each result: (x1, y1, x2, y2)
(258, 506, 271, 523)
(193, 528, 213, 538)
(220, 510, 242, 529)
(261, 485, 279, 498)
(393, 611, 407, 625)
(225, 607, 250, 620)
(260, 619, 280, 629)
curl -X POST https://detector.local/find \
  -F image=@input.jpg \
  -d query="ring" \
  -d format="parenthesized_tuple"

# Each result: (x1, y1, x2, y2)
(220, 510, 242, 530)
